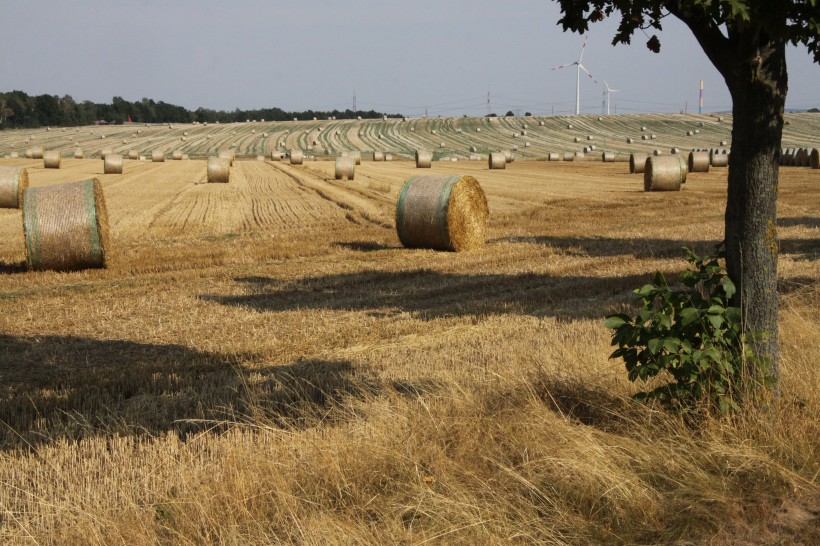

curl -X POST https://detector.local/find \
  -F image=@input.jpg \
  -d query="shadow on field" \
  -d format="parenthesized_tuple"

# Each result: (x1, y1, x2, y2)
(778, 216, 820, 229)
(0, 335, 381, 450)
(0, 260, 27, 274)
(201, 270, 650, 321)
(335, 240, 397, 252)
(497, 235, 721, 260)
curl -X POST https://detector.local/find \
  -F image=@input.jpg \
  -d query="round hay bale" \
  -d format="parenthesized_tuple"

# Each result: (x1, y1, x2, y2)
(694, 129, 700, 134)
(43, 150, 61, 169)
(396, 174, 489, 252)
(415, 150, 433, 168)
(152, 150, 165, 162)
(539, 121, 545, 126)
(675, 154, 689, 181)
(469, 146, 477, 153)
(475, 127, 481, 132)
(100, 148, 113, 160)
(22, 178, 109, 271)
(626, 138, 634, 144)
(718, 116, 724, 122)
(589, 145, 596, 151)
(583, 146, 591, 154)
(653, 149, 662, 156)
(207, 157, 231, 183)
(104, 154, 123, 174)
(440, 142, 446, 148)
(128, 150, 138, 160)
(670, 147, 680, 154)
(710, 150, 729, 167)
(489, 152, 506, 169)
(0, 166, 29, 208)
(629, 153, 649, 174)
(567, 124, 573, 129)
(563, 152, 574, 162)
(503, 150, 514, 163)
(9, 152, 19, 158)
(574, 151, 585, 160)
(641, 126, 647, 132)
(641, 135, 649, 141)
(548, 152, 560, 161)
(172, 150, 183, 161)
(335, 157, 355, 180)
(373, 151, 385, 161)
(290, 150, 304, 165)
(431, 130, 438, 135)
(25, 149, 33, 159)
(384, 153, 393, 161)
(587, 135, 594, 141)
(651, 134, 657, 139)
(574, 137, 581, 143)
(720, 140, 728, 146)
(644, 156, 685, 192)
(74, 148, 84, 159)
(350, 151, 362, 165)
(689, 151, 711, 172)
(811, 148, 819, 169)
(218, 150, 235, 165)
(602, 151, 615, 162)
(30, 145, 44, 159)
(687, 130, 694, 136)
(512, 145, 519, 151)
(524, 142, 530, 148)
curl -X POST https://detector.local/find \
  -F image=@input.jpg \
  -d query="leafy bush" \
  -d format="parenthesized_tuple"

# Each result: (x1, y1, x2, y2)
(605, 246, 770, 413)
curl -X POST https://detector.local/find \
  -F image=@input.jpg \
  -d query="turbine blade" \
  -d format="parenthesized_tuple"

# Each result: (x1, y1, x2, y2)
(579, 64, 598, 84)
(579, 39, 587, 62)
(551, 61, 578, 71)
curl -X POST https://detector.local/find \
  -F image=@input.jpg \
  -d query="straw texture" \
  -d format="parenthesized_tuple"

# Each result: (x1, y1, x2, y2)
(207, 157, 231, 183)
(22, 178, 109, 271)
(396, 174, 489, 252)
(629, 153, 648, 174)
(290, 150, 304, 165)
(152, 150, 165, 162)
(644, 156, 685, 192)
(0, 166, 29, 208)
(710, 151, 728, 167)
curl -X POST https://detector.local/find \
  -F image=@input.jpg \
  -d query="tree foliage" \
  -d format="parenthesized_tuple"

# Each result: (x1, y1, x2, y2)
(0, 90, 391, 129)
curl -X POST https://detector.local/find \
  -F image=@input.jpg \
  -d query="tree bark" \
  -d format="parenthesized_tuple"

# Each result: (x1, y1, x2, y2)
(723, 36, 786, 388)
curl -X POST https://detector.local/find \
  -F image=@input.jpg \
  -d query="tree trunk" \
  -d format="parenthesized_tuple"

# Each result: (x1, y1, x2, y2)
(723, 39, 787, 389)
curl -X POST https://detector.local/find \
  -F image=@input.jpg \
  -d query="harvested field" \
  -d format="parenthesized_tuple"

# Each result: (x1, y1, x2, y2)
(0, 141, 819, 544)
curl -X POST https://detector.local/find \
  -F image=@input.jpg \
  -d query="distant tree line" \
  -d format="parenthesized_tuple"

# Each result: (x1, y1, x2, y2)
(0, 90, 393, 129)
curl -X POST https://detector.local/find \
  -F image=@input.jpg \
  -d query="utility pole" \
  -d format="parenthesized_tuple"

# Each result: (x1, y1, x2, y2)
(352, 90, 356, 113)
(486, 90, 491, 116)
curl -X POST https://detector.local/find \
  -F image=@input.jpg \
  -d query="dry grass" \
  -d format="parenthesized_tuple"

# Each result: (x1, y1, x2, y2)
(0, 156, 818, 544)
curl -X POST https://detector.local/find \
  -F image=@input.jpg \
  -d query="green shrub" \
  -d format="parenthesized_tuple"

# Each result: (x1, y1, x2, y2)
(605, 246, 770, 413)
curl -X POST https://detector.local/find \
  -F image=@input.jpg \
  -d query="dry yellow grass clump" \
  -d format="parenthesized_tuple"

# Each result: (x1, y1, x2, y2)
(0, 156, 817, 544)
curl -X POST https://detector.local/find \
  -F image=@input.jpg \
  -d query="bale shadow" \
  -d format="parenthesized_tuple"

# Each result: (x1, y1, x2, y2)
(778, 216, 820, 229)
(497, 235, 720, 260)
(0, 260, 27, 274)
(201, 269, 650, 322)
(335, 241, 397, 252)
(0, 335, 381, 451)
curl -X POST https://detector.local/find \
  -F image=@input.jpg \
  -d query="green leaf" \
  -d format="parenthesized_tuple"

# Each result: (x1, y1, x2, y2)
(707, 313, 724, 329)
(604, 314, 630, 329)
(680, 307, 700, 326)
(648, 338, 664, 354)
(636, 283, 656, 297)
(663, 337, 681, 353)
(707, 304, 726, 315)
(720, 276, 736, 299)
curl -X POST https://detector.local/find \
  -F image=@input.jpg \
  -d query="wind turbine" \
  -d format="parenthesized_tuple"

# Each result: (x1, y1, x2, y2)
(552, 39, 597, 115)
(603, 81, 619, 115)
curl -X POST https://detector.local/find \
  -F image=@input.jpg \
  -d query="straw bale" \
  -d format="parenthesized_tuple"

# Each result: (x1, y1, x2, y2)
(207, 157, 231, 183)
(218, 150, 235, 165)
(720, 140, 728, 146)
(567, 124, 573, 129)
(373, 151, 385, 161)
(104, 154, 123, 174)
(710, 150, 729, 167)
(641, 135, 648, 141)
(630, 153, 648, 174)
(489, 152, 506, 169)
(587, 135, 594, 141)
(602, 151, 615, 162)
(43, 150, 61, 169)
(22, 178, 109, 271)
(384, 153, 393, 161)
(626, 138, 634, 144)
(30, 145, 44, 159)
(548, 153, 560, 161)
(563, 152, 574, 162)
(689, 151, 711, 172)
(128, 150, 138, 160)
(574, 137, 581, 143)
(290, 150, 304, 165)
(152, 150, 165, 162)
(415, 150, 433, 168)
(670, 148, 680, 154)
(653, 149, 662, 156)
(644, 156, 685, 191)
(0, 166, 29, 208)
(396, 174, 489, 252)
(503, 150, 514, 163)
(335, 157, 356, 180)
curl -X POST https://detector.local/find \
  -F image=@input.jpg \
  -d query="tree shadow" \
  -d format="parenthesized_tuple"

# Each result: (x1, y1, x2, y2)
(201, 269, 650, 322)
(778, 216, 820, 229)
(497, 235, 720, 259)
(0, 334, 382, 451)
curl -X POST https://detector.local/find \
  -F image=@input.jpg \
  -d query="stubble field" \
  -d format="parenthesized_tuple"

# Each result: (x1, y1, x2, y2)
(0, 145, 818, 543)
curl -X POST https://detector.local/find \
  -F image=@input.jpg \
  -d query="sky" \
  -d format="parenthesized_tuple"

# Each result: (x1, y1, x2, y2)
(1, 0, 818, 117)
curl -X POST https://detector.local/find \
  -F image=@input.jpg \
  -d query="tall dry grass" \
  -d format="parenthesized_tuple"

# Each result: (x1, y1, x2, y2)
(0, 159, 817, 544)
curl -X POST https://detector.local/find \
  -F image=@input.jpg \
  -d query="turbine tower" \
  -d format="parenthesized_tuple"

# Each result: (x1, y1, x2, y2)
(603, 81, 619, 115)
(552, 39, 597, 115)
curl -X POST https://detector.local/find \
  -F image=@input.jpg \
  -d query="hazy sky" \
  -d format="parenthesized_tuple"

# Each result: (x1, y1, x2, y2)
(2, 1, 818, 117)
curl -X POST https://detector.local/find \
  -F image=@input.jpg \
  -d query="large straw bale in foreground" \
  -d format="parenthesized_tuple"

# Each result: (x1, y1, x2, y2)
(644, 156, 685, 192)
(207, 157, 231, 183)
(396, 174, 489, 252)
(0, 166, 29, 208)
(22, 178, 109, 271)
(335, 157, 356, 180)
(689, 151, 711, 173)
